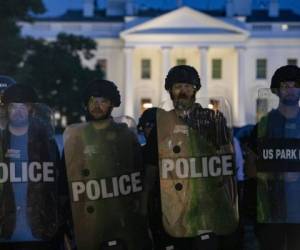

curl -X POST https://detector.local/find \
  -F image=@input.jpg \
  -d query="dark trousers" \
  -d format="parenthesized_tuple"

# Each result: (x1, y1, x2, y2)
(256, 224, 300, 250)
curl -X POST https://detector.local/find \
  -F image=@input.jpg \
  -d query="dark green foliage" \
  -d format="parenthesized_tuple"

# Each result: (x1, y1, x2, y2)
(0, 19, 25, 75)
(0, 1, 103, 126)
(17, 34, 103, 125)
(0, 0, 45, 21)
(0, 0, 44, 75)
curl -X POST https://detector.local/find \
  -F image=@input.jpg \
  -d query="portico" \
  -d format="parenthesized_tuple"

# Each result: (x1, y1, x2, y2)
(121, 7, 249, 126)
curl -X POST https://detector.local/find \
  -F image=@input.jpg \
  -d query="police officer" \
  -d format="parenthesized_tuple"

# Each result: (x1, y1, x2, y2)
(63, 79, 152, 250)
(138, 107, 158, 141)
(0, 84, 63, 249)
(144, 65, 240, 250)
(245, 65, 300, 250)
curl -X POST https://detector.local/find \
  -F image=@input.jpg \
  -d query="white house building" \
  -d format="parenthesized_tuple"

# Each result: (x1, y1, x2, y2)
(20, 0, 300, 127)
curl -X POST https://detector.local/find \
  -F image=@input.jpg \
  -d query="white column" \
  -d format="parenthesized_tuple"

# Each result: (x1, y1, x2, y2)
(236, 46, 247, 126)
(161, 46, 171, 103)
(198, 46, 209, 98)
(124, 47, 134, 118)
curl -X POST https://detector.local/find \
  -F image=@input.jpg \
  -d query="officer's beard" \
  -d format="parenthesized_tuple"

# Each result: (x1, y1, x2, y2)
(171, 92, 196, 112)
(85, 107, 113, 122)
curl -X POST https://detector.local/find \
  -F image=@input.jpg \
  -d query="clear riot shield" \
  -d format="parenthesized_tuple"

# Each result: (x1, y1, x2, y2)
(114, 115, 138, 135)
(0, 103, 59, 242)
(63, 117, 150, 250)
(256, 88, 300, 224)
(157, 97, 238, 237)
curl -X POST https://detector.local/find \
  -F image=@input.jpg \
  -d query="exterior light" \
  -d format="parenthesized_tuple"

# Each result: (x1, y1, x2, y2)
(281, 24, 288, 31)
(61, 116, 67, 127)
(143, 102, 153, 109)
(54, 111, 61, 120)
(208, 104, 214, 109)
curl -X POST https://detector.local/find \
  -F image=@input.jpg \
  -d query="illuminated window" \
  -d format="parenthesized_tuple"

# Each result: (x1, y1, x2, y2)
(256, 59, 267, 79)
(176, 58, 186, 65)
(141, 59, 151, 79)
(140, 98, 153, 113)
(287, 58, 298, 66)
(212, 59, 222, 79)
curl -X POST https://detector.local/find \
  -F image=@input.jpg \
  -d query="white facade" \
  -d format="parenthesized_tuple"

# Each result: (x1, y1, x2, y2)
(20, 4, 300, 127)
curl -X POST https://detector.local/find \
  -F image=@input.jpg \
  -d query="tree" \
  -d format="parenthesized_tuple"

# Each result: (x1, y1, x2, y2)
(17, 33, 103, 126)
(0, 1, 103, 127)
(0, 0, 45, 75)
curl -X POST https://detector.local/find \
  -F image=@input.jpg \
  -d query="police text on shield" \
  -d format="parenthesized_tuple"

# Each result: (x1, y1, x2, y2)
(161, 154, 234, 179)
(0, 162, 55, 183)
(71, 172, 143, 202)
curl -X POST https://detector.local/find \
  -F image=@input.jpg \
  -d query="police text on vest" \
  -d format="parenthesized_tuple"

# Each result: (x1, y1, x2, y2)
(262, 149, 299, 160)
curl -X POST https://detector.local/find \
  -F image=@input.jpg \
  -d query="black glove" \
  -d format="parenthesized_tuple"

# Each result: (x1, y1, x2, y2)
(182, 104, 231, 148)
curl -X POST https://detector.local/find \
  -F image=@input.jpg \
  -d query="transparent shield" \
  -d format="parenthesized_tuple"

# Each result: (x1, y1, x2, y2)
(0, 103, 59, 242)
(63, 117, 150, 250)
(157, 97, 238, 237)
(256, 88, 300, 223)
(113, 115, 138, 135)
(160, 96, 233, 128)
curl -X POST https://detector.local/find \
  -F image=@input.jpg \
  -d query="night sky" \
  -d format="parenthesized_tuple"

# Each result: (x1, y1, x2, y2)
(41, 0, 300, 16)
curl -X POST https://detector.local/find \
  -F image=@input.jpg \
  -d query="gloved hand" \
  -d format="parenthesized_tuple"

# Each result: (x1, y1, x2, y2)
(182, 104, 231, 149)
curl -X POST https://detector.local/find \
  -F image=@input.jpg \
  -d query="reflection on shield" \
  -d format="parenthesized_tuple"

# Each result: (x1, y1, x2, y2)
(63, 118, 149, 250)
(0, 103, 59, 242)
(256, 88, 300, 224)
(113, 115, 137, 135)
(157, 97, 238, 237)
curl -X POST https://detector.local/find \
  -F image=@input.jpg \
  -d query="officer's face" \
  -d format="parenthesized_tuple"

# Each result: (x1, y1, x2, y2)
(170, 83, 196, 110)
(88, 96, 113, 120)
(8, 103, 29, 127)
(278, 81, 300, 106)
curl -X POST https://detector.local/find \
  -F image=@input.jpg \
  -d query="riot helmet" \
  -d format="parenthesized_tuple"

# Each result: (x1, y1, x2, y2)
(2, 84, 38, 128)
(271, 65, 300, 94)
(165, 65, 201, 91)
(84, 79, 121, 121)
(2, 83, 38, 105)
